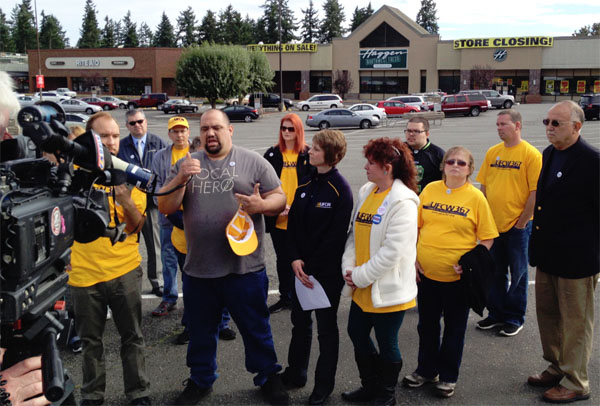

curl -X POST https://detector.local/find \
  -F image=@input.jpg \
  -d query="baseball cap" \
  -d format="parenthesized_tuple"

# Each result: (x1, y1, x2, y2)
(168, 116, 189, 130)
(226, 204, 258, 256)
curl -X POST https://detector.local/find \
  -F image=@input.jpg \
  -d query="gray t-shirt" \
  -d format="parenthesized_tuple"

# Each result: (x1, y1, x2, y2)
(167, 145, 281, 278)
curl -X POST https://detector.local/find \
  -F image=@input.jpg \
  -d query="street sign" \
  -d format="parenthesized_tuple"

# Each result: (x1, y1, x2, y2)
(36, 75, 45, 89)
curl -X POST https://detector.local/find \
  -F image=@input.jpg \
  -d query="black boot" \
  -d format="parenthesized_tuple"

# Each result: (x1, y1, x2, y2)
(371, 358, 402, 405)
(341, 352, 379, 403)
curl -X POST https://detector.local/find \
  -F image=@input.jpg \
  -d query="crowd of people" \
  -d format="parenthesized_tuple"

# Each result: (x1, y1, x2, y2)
(0, 70, 599, 406)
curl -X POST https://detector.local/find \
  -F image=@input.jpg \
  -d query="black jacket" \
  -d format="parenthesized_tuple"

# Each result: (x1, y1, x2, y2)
(529, 136, 599, 278)
(117, 132, 167, 170)
(263, 145, 314, 232)
(458, 244, 496, 317)
(286, 168, 353, 284)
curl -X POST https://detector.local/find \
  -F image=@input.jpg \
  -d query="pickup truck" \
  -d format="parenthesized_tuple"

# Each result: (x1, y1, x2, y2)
(127, 93, 169, 109)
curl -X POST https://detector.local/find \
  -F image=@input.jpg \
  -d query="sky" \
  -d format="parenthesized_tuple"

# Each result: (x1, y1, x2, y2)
(3, 0, 600, 46)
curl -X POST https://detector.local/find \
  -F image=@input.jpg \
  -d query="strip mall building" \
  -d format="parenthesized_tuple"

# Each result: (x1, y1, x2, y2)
(26, 5, 599, 102)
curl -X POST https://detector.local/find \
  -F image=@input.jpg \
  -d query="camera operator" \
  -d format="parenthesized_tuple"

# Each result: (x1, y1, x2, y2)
(0, 71, 50, 406)
(68, 112, 151, 405)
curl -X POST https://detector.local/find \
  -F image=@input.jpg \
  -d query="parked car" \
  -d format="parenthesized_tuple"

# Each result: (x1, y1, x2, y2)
(375, 100, 419, 115)
(459, 89, 515, 109)
(161, 99, 199, 114)
(440, 93, 490, 117)
(33, 91, 69, 103)
(17, 95, 36, 108)
(101, 96, 128, 109)
(248, 93, 293, 109)
(386, 95, 433, 111)
(296, 94, 343, 111)
(127, 93, 169, 109)
(59, 99, 102, 114)
(579, 93, 600, 120)
(305, 108, 379, 130)
(225, 94, 250, 105)
(221, 105, 260, 122)
(348, 103, 387, 120)
(65, 113, 89, 129)
(56, 88, 77, 98)
(81, 97, 118, 110)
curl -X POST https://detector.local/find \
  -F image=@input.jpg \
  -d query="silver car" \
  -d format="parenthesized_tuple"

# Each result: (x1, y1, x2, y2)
(305, 108, 379, 130)
(348, 103, 387, 120)
(59, 99, 102, 114)
(65, 113, 89, 129)
(17, 95, 36, 108)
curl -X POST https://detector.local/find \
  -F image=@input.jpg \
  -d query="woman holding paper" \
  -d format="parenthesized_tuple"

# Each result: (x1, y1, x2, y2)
(282, 129, 353, 405)
(341, 137, 419, 406)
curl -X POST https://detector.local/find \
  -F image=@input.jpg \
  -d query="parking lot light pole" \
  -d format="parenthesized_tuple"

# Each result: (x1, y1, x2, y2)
(278, 0, 284, 112)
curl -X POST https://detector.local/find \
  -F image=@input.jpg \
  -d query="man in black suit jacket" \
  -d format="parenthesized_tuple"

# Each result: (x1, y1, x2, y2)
(118, 108, 167, 296)
(528, 101, 599, 403)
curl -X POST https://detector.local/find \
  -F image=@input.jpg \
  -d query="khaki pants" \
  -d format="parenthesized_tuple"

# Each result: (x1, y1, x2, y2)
(535, 268, 598, 394)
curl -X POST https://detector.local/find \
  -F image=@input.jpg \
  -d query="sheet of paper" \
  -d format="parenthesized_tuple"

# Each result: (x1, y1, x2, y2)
(294, 275, 331, 311)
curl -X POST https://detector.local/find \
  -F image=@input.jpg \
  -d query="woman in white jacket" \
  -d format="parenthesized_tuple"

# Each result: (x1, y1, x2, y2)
(341, 137, 419, 406)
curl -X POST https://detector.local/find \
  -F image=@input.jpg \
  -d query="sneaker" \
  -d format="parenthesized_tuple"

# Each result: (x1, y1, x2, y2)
(130, 397, 151, 405)
(476, 317, 503, 330)
(435, 382, 456, 398)
(173, 379, 211, 405)
(218, 327, 237, 341)
(175, 330, 190, 345)
(261, 374, 290, 405)
(268, 299, 292, 314)
(151, 286, 163, 297)
(69, 336, 82, 353)
(152, 301, 177, 317)
(499, 323, 523, 337)
(402, 372, 439, 388)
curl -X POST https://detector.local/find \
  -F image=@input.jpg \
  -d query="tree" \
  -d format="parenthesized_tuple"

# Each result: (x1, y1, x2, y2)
(153, 12, 176, 47)
(77, 0, 101, 48)
(121, 11, 138, 48)
(0, 9, 15, 52)
(11, 0, 37, 53)
(176, 6, 197, 47)
(319, 0, 346, 43)
(333, 70, 353, 99)
(470, 65, 495, 89)
(39, 11, 67, 49)
(299, 0, 320, 43)
(137, 22, 153, 47)
(416, 0, 439, 34)
(198, 10, 220, 44)
(256, 0, 298, 43)
(573, 23, 600, 36)
(176, 43, 251, 108)
(100, 16, 117, 48)
(350, 2, 373, 32)
(247, 50, 275, 93)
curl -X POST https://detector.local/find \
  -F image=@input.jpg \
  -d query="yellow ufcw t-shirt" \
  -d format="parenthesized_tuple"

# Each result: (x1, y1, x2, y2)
(276, 150, 299, 230)
(352, 187, 416, 313)
(476, 141, 542, 233)
(69, 186, 146, 287)
(171, 145, 190, 166)
(417, 181, 498, 282)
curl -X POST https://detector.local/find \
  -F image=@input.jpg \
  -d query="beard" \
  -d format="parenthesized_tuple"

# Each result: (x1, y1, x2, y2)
(205, 139, 222, 155)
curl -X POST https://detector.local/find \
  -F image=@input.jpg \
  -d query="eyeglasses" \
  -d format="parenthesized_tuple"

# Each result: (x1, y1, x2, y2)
(128, 119, 144, 126)
(404, 129, 426, 134)
(542, 118, 572, 127)
(445, 159, 468, 167)
(280, 126, 295, 132)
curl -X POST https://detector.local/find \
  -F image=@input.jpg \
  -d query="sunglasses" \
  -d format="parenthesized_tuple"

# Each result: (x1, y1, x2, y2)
(445, 159, 468, 167)
(128, 119, 145, 126)
(280, 126, 295, 132)
(404, 129, 426, 134)
(542, 119, 572, 127)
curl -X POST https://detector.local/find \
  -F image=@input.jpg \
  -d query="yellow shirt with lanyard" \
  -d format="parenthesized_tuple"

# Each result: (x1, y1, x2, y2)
(170, 146, 189, 253)
(276, 149, 299, 230)
(352, 187, 416, 313)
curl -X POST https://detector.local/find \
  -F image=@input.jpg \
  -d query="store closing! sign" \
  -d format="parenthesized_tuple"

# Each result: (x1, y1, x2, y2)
(453, 36, 553, 49)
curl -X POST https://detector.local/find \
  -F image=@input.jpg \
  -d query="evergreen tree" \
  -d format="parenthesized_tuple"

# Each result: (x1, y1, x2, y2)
(350, 2, 373, 32)
(77, 0, 101, 48)
(0, 9, 15, 52)
(177, 6, 197, 47)
(153, 12, 176, 47)
(300, 0, 319, 43)
(138, 22, 153, 47)
(198, 10, 220, 44)
(39, 11, 67, 49)
(121, 11, 138, 48)
(319, 0, 346, 43)
(11, 0, 37, 53)
(238, 15, 256, 45)
(100, 16, 117, 48)
(573, 23, 600, 36)
(416, 0, 439, 34)
(256, 0, 297, 44)
(113, 20, 122, 46)
(219, 5, 238, 44)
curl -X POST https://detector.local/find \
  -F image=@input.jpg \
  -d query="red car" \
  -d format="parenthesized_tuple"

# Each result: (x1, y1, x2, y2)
(376, 101, 419, 115)
(81, 97, 118, 110)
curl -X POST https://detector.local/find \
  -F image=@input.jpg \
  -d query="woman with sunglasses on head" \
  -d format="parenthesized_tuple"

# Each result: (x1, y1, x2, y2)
(402, 146, 498, 398)
(264, 113, 314, 313)
(341, 137, 419, 406)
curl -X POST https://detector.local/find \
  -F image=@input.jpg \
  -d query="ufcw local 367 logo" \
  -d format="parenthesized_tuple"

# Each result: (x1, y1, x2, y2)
(493, 49, 507, 62)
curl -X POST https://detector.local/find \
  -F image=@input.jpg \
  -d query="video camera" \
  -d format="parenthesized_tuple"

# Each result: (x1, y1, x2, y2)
(0, 101, 155, 403)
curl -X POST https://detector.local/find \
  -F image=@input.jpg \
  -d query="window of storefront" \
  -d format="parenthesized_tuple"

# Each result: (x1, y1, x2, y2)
(310, 72, 332, 93)
(438, 71, 461, 94)
(113, 78, 152, 95)
(359, 22, 410, 47)
(360, 72, 408, 96)
(72, 76, 109, 93)
(541, 69, 600, 96)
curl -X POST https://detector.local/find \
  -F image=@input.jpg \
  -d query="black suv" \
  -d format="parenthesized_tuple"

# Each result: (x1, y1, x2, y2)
(249, 93, 293, 109)
(579, 94, 600, 120)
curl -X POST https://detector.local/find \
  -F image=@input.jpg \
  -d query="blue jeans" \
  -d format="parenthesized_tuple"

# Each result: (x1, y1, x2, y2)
(182, 269, 281, 388)
(347, 301, 406, 362)
(159, 226, 179, 304)
(416, 275, 470, 384)
(486, 222, 531, 327)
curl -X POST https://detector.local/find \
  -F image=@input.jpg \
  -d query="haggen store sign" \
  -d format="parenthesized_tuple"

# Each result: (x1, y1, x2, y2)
(360, 49, 407, 69)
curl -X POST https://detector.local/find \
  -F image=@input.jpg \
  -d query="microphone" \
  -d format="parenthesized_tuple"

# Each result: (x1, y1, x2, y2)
(110, 155, 155, 192)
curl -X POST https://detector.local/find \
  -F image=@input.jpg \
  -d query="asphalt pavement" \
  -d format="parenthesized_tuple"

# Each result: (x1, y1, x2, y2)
(60, 103, 600, 405)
